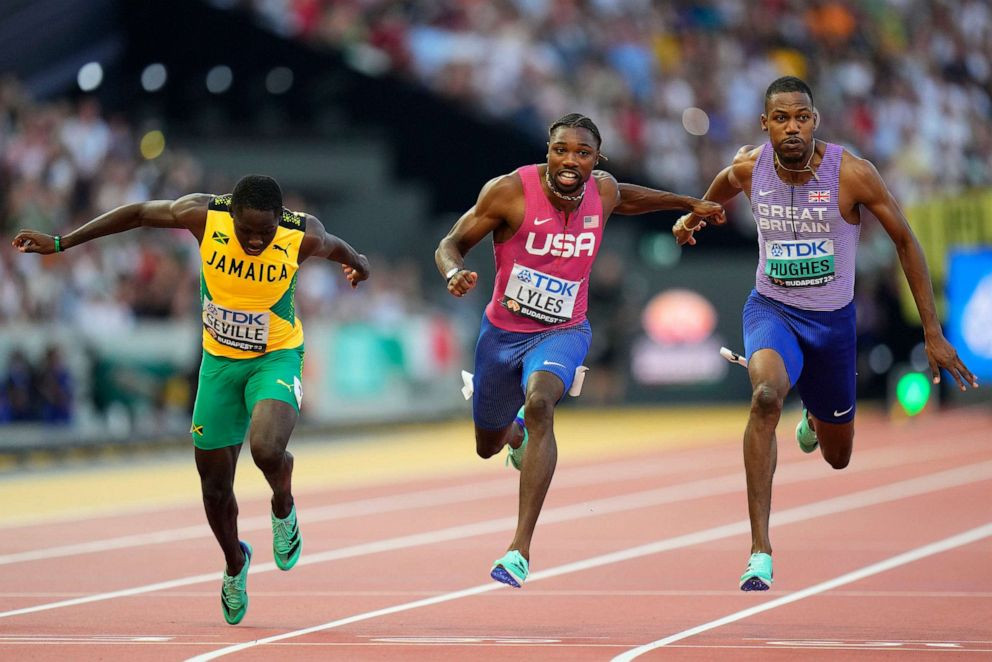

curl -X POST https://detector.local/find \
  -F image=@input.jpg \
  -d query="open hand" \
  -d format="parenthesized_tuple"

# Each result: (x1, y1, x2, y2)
(673, 214, 705, 246)
(927, 334, 979, 390)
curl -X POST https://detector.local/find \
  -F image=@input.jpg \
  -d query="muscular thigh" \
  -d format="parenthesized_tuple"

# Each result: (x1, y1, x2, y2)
(794, 301, 857, 425)
(191, 352, 251, 450)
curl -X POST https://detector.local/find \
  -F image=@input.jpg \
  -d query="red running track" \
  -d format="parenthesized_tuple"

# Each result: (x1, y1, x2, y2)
(0, 408, 990, 661)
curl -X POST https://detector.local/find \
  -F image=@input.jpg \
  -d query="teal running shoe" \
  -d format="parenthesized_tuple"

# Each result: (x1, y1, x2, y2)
(491, 549, 529, 588)
(272, 504, 302, 571)
(796, 407, 819, 454)
(739, 552, 773, 591)
(506, 406, 528, 471)
(221, 541, 252, 624)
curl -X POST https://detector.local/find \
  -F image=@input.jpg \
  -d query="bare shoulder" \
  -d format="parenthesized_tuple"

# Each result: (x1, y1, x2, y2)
(840, 149, 885, 198)
(173, 192, 212, 213)
(731, 145, 761, 172)
(592, 169, 619, 193)
(476, 170, 523, 213)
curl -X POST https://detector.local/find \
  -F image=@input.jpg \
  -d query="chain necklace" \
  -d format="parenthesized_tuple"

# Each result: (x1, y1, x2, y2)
(774, 139, 820, 182)
(545, 167, 586, 202)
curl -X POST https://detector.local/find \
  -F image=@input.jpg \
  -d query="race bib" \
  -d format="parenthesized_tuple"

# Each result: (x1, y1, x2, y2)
(500, 264, 580, 325)
(765, 238, 835, 287)
(202, 300, 270, 352)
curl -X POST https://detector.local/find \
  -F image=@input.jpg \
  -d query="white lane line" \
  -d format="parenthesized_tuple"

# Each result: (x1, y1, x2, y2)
(3, 455, 989, 622)
(3, 428, 976, 565)
(0, 453, 736, 565)
(183, 461, 992, 661)
(610, 522, 992, 661)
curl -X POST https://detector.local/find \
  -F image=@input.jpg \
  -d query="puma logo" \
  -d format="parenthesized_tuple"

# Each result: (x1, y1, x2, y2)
(276, 379, 294, 393)
(272, 243, 289, 256)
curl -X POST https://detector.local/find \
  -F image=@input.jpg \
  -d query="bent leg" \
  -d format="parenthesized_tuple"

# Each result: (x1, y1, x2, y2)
(248, 399, 298, 518)
(808, 414, 855, 469)
(195, 444, 245, 575)
(744, 349, 791, 555)
(508, 370, 564, 561)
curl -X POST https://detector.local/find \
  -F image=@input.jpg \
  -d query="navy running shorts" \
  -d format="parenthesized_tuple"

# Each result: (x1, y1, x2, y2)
(472, 312, 592, 430)
(743, 289, 857, 424)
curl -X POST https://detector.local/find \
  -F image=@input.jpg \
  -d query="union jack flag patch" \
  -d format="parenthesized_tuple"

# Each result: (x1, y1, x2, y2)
(808, 190, 830, 203)
(583, 215, 600, 229)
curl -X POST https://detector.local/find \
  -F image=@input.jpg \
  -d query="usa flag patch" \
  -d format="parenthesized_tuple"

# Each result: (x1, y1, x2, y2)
(583, 215, 600, 229)
(808, 190, 830, 203)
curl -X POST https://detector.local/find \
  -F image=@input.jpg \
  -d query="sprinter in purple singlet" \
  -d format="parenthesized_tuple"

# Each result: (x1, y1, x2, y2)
(436, 114, 725, 588)
(674, 77, 979, 591)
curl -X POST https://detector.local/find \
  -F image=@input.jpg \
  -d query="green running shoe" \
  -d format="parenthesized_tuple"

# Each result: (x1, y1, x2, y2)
(505, 406, 528, 471)
(491, 549, 529, 588)
(221, 541, 252, 624)
(796, 407, 819, 454)
(739, 552, 773, 591)
(272, 504, 302, 571)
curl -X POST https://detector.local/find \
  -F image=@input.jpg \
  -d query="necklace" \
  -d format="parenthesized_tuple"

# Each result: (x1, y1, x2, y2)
(545, 167, 586, 202)
(774, 140, 820, 182)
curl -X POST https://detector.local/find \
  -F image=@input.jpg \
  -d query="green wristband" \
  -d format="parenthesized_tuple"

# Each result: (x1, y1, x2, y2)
(54, 235, 61, 253)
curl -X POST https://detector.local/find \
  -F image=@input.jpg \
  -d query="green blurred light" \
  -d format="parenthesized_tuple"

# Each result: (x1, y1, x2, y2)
(896, 372, 931, 416)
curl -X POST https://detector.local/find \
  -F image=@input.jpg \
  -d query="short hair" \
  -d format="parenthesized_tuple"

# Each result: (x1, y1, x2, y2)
(548, 113, 602, 149)
(764, 76, 814, 110)
(231, 175, 283, 214)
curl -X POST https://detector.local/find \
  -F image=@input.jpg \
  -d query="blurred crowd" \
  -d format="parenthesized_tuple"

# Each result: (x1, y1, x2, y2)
(0, 78, 449, 429)
(240, 0, 992, 205)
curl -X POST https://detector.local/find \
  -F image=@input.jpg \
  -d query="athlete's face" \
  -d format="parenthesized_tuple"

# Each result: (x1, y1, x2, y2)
(546, 127, 599, 195)
(761, 92, 817, 165)
(232, 207, 280, 256)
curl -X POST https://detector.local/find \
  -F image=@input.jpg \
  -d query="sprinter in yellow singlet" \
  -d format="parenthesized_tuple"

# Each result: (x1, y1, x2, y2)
(12, 175, 370, 624)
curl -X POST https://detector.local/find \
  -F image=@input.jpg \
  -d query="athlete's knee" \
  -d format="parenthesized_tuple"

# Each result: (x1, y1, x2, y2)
(821, 440, 853, 470)
(200, 480, 234, 509)
(523, 392, 555, 426)
(250, 441, 287, 472)
(750, 383, 784, 417)
(475, 429, 503, 459)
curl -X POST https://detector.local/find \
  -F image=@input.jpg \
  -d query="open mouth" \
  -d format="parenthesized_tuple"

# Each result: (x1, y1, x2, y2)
(244, 246, 263, 256)
(556, 170, 581, 188)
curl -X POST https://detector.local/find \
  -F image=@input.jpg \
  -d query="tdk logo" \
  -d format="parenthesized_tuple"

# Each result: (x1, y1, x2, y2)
(529, 273, 577, 296)
(211, 308, 266, 325)
(770, 240, 831, 258)
(525, 232, 596, 258)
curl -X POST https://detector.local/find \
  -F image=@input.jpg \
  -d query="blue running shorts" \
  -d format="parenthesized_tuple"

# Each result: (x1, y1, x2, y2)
(742, 289, 857, 424)
(472, 313, 592, 430)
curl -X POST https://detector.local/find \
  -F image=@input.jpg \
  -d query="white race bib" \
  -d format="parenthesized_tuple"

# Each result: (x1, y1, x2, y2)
(500, 264, 581, 326)
(202, 300, 270, 352)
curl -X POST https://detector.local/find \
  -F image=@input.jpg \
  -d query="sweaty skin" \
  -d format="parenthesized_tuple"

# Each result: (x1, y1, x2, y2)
(435, 124, 725, 566)
(672, 90, 977, 561)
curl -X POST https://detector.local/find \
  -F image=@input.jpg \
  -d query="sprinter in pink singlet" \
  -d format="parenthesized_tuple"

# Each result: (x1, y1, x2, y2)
(436, 114, 725, 588)
(674, 77, 978, 591)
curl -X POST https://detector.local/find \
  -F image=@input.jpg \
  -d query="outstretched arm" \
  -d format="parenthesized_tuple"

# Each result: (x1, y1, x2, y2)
(299, 215, 370, 288)
(12, 193, 210, 253)
(614, 183, 725, 222)
(673, 146, 756, 246)
(435, 174, 516, 298)
(847, 156, 978, 390)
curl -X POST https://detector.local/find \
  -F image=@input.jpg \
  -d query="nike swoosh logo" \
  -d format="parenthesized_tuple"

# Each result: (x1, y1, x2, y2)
(533, 218, 554, 225)
(542, 360, 566, 368)
(758, 189, 774, 196)
(833, 405, 854, 417)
